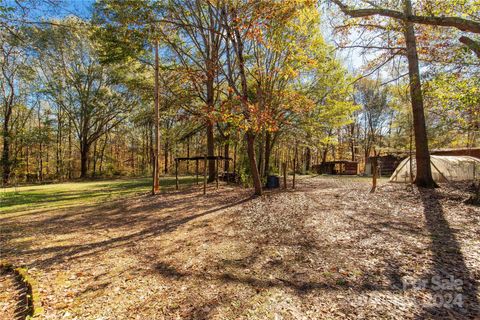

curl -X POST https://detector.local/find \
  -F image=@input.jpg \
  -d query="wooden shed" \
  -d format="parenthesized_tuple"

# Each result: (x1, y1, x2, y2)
(313, 161, 358, 175)
(365, 155, 404, 176)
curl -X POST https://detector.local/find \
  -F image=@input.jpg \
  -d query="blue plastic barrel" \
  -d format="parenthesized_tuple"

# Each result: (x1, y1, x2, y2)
(266, 175, 280, 189)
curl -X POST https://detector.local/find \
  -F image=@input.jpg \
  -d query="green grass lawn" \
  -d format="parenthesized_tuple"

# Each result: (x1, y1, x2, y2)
(0, 176, 196, 215)
(0, 175, 387, 216)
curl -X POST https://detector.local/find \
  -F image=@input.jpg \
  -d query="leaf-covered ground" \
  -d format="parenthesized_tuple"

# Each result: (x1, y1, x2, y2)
(0, 269, 21, 319)
(0, 176, 479, 319)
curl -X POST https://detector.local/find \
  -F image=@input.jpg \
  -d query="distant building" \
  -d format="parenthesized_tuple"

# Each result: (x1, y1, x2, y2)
(431, 147, 480, 159)
(312, 161, 358, 175)
(365, 154, 405, 176)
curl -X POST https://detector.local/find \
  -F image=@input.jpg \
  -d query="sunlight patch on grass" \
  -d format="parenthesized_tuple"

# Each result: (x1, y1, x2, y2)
(0, 176, 196, 215)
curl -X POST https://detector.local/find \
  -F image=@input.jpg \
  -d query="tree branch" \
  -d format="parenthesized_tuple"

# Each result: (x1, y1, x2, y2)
(330, 0, 480, 34)
(459, 36, 480, 58)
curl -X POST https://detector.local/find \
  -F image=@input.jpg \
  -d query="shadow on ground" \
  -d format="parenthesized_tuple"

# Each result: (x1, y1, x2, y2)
(0, 178, 479, 319)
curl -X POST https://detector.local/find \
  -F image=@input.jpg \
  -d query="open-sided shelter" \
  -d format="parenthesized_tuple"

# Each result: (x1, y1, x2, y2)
(174, 155, 232, 194)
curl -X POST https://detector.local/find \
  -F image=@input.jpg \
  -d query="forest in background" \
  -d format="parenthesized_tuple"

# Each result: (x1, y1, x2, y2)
(1, 0, 479, 194)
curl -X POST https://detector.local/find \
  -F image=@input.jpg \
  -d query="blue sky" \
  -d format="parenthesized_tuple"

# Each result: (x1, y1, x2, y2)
(4, 0, 365, 71)
(4, 0, 94, 20)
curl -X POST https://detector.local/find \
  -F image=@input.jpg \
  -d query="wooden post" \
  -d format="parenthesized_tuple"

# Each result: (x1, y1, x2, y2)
(196, 159, 199, 185)
(282, 162, 287, 189)
(175, 159, 178, 190)
(203, 155, 207, 195)
(370, 157, 377, 193)
(216, 157, 219, 189)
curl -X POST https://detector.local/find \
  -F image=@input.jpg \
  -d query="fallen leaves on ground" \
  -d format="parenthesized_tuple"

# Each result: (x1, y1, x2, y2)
(0, 177, 479, 319)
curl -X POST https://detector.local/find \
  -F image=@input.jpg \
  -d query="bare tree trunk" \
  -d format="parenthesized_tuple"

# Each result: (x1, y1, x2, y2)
(370, 156, 378, 193)
(141, 126, 147, 173)
(234, 23, 262, 195)
(146, 124, 151, 173)
(171, 143, 175, 173)
(153, 39, 160, 194)
(322, 146, 329, 164)
(246, 131, 262, 195)
(150, 124, 154, 176)
(56, 109, 62, 179)
(26, 145, 30, 181)
(264, 131, 272, 177)
(403, 0, 436, 188)
(223, 6, 262, 194)
(68, 118, 73, 179)
(80, 139, 89, 179)
(38, 108, 43, 182)
(92, 140, 98, 177)
(305, 147, 311, 172)
(99, 133, 108, 175)
(131, 135, 135, 174)
(1, 69, 14, 185)
(1, 113, 11, 185)
(206, 121, 215, 182)
(38, 141, 43, 182)
(258, 131, 265, 177)
(224, 141, 230, 172)
(164, 140, 169, 174)
(350, 123, 356, 161)
(46, 147, 50, 178)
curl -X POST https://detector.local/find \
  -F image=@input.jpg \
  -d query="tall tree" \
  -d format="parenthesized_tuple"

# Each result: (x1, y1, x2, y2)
(94, 0, 164, 193)
(220, 0, 273, 195)
(0, 30, 28, 185)
(32, 18, 136, 178)
(402, 0, 435, 187)
(153, 39, 161, 193)
(355, 79, 391, 160)
(161, 0, 225, 182)
(330, 0, 469, 187)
